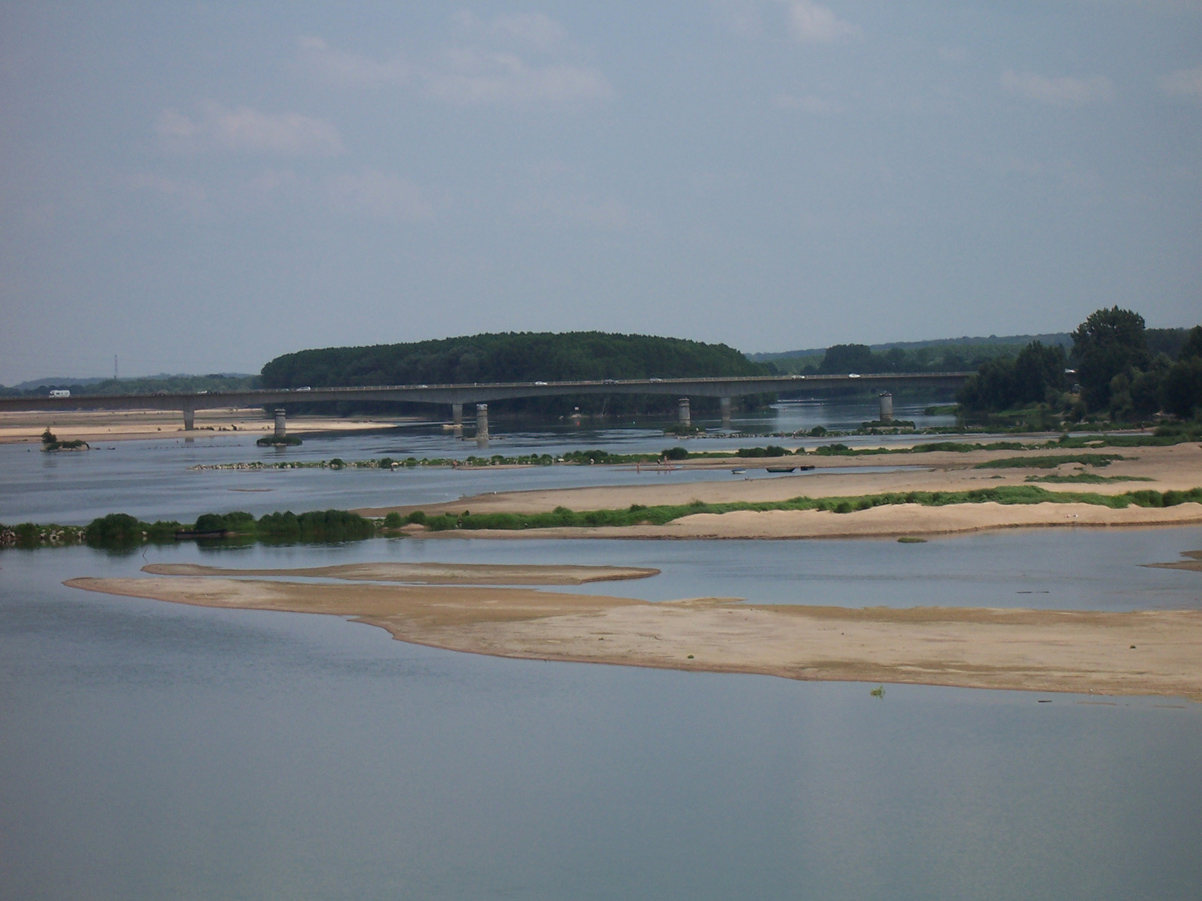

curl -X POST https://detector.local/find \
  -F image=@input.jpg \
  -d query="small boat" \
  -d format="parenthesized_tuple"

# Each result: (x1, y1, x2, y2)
(174, 529, 230, 540)
(765, 466, 796, 473)
(730, 468, 746, 474)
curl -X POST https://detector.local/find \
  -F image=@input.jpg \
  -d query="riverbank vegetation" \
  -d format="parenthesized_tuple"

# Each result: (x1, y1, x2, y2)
(40, 429, 88, 452)
(6, 482, 1201, 550)
(0, 509, 377, 550)
(398, 485, 1202, 532)
(956, 309, 1202, 428)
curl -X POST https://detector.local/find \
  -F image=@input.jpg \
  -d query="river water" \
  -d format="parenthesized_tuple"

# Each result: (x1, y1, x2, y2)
(2, 408, 1201, 900)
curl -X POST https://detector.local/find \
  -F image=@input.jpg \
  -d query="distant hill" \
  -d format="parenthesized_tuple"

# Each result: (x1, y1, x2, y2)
(748, 333, 1073, 363)
(260, 331, 770, 416)
(3, 374, 259, 396)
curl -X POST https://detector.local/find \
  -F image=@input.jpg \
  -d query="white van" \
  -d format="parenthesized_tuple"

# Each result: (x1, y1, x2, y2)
(50, 389, 71, 398)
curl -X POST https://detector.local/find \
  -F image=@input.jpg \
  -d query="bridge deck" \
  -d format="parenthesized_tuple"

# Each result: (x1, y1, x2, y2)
(0, 372, 971, 415)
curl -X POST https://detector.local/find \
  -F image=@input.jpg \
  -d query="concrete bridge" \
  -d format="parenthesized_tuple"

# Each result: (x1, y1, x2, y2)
(0, 371, 970, 437)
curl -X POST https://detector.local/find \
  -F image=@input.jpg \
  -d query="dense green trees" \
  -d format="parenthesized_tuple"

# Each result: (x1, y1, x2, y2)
(1072, 307, 1150, 409)
(819, 344, 877, 374)
(262, 331, 765, 387)
(956, 342, 1066, 413)
(958, 309, 1201, 423)
(260, 331, 771, 416)
(1157, 326, 1202, 419)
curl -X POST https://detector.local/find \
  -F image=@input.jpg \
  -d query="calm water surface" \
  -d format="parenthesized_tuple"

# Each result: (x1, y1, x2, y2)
(0, 399, 958, 525)
(2, 419, 1201, 900)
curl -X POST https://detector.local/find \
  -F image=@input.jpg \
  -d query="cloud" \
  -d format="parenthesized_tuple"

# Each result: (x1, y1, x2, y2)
(297, 36, 408, 88)
(937, 47, 969, 64)
(299, 15, 611, 107)
(156, 102, 345, 156)
(1001, 70, 1114, 106)
(784, 1, 860, 44)
(453, 11, 570, 51)
(711, 0, 764, 38)
(1160, 66, 1202, 99)
(128, 172, 210, 212)
(422, 48, 612, 105)
(512, 161, 632, 229)
(771, 92, 839, 113)
(325, 169, 432, 221)
(513, 192, 631, 230)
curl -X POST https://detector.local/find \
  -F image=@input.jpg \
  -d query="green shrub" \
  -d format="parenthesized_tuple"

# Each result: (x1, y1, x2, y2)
(85, 513, 143, 546)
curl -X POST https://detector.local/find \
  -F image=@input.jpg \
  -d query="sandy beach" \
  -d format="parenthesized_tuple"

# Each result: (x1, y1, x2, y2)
(356, 441, 1202, 540)
(141, 561, 661, 585)
(67, 567, 1202, 701)
(0, 408, 420, 444)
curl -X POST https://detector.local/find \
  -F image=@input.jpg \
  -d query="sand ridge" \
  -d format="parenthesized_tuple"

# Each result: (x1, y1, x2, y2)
(66, 571, 1202, 701)
(353, 442, 1202, 540)
(142, 562, 660, 584)
(0, 409, 413, 444)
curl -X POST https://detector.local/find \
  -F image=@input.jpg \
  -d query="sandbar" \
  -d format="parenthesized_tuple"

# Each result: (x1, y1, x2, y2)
(142, 562, 660, 584)
(66, 574, 1202, 701)
(355, 442, 1202, 540)
(0, 408, 417, 444)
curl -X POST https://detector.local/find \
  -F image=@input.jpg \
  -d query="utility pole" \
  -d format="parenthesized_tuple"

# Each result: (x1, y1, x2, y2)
(114, 355, 118, 381)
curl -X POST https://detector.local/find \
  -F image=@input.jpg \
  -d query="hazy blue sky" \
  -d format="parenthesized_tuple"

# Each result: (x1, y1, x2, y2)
(2, 1, 1200, 382)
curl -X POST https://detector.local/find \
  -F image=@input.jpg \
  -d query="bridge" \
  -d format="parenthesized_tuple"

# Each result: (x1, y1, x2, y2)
(0, 371, 971, 437)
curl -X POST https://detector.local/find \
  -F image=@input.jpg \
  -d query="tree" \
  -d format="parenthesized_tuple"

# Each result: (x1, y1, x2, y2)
(1162, 358, 1202, 418)
(1071, 307, 1149, 410)
(956, 340, 1066, 413)
(820, 344, 875, 374)
(1178, 325, 1202, 362)
(1160, 327, 1202, 418)
(1011, 341, 1066, 405)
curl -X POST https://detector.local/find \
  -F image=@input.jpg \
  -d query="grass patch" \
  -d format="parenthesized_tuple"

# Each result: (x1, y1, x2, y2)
(403, 485, 1202, 533)
(256, 434, 303, 446)
(1026, 474, 1153, 484)
(975, 454, 1127, 470)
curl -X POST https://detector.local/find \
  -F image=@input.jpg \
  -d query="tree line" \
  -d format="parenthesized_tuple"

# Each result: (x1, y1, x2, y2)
(957, 308, 1202, 423)
(259, 331, 772, 416)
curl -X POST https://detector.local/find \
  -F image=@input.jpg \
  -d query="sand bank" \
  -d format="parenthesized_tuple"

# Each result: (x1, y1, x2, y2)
(355, 442, 1202, 540)
(66, 574, 1202, 701)
(414, 502, 1202, 541)
(142, 562, 660, 585)
(359, 443, 1202, 516)
(0, 409, 417, 444)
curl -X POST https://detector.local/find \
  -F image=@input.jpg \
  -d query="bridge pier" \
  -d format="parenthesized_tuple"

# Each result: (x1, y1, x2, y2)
(452, 403, 463, 434)
(274, 408, 287, 439)
(878, 393, 893, 424)
(678, 397, 691, 427)
(475, 403, 489, 449)
(183, 405, 195, 431)
(720, 396, 732, 429)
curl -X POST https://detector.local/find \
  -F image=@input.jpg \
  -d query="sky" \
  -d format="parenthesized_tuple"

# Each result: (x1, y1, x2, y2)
(2, 1, 1200, 383)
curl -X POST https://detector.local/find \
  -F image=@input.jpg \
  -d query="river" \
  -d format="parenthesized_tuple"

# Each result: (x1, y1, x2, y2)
(2, 407, 1200, 900)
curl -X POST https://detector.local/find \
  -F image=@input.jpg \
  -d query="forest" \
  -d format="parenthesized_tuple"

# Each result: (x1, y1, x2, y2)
(259, 331, 771, 416)
(956, 310, 1202, 426)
